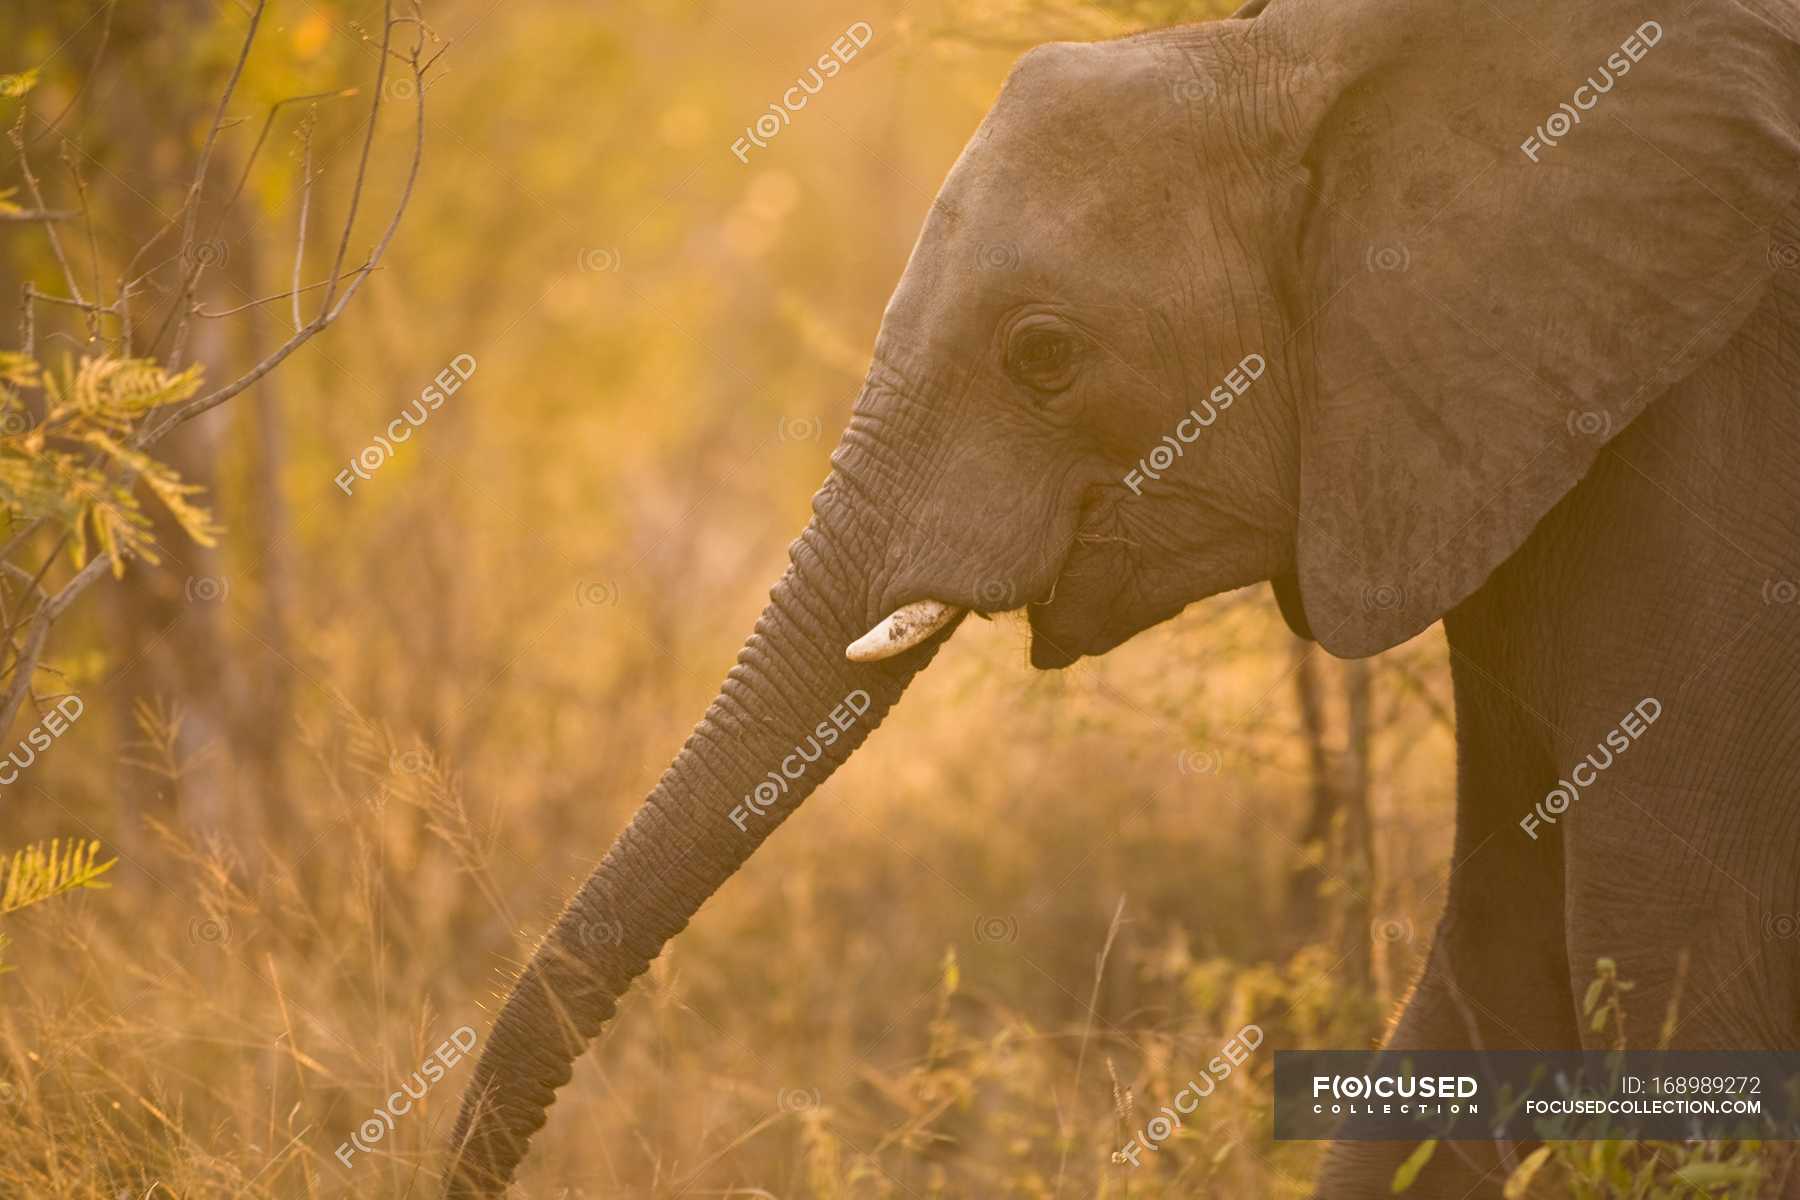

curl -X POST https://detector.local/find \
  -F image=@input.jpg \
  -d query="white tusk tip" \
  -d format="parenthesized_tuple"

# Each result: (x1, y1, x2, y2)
(845, 599, 963, 663)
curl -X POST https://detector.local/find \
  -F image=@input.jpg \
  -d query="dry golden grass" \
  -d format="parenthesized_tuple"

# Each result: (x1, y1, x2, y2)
(1, 599, 1457, 1198)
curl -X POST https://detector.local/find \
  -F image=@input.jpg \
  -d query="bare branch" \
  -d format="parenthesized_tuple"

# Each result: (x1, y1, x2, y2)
(147, 1, 428, 441)
(167, 0, 267, 370)
(0, 519, 45, 566)
(320, 0, 407, 319)
(62, 141, 104, 343)
(23, 284, 110, 315)
(0, 0, 434, 733)
(293, 113, 316, 333)
(0, 546, 107, 734)
(0, 614, 50, 733)
(22, 0, 116, 150)
(8, 107, 88, 307)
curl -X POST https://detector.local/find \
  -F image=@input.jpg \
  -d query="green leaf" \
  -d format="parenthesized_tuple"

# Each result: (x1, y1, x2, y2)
(1504, 1146, 1553, 1199)
(1391, 1139, 1437, 1193)
(1582, 976, 1605, 1015)
(1672, 1162, 1761, 1187)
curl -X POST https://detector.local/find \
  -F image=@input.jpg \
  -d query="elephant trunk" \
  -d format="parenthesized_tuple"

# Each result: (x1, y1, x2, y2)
(443, 473, 949, 1197)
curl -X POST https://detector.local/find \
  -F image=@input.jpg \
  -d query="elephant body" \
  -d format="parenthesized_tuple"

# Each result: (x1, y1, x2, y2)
(1325, 206, 1800, 1195)
(445, 0, 1800, 1195)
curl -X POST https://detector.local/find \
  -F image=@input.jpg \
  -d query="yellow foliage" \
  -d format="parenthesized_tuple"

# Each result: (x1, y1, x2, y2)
(0, 353, 216, 576)
(0, 836, 117, 916)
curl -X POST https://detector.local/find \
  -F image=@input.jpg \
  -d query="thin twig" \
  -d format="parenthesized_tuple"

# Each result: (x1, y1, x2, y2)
(148, 0, 427, 440)
(292, 113, 316, 333)
(0, 0, 433, 731)
(0, 209, 77, 222)
(21, 284, 110, 315)
(167, 0, 268, 370)
(195, 268, 377, 319)
(0, 519, 45, 566)
(62, 141, 104, 343)
(319, 0, 410, 320)
(23, 0, 115, 150)
(8, 107, 87, 306)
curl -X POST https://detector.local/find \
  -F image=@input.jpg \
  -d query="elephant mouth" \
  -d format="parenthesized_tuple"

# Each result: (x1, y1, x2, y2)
(1025, 513, 1133, 669)
(850, 494, 1128, 670)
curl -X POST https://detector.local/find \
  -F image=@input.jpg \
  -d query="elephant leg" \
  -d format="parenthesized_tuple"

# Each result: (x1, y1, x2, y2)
(1312, 900, 1574, 1198)
(1314, 608, 1579, 1200)
(1562, 802, 1800, 1200)
(1563, 797, 1797, 1051)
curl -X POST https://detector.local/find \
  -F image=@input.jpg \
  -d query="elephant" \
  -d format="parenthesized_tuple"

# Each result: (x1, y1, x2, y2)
(443, 0, 1800, 1192)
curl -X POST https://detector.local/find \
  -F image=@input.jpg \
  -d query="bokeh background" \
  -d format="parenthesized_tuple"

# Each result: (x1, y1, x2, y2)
(0, 1, 1457, 1195)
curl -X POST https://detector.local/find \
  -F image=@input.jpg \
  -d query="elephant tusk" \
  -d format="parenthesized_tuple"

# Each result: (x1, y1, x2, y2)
(845, 599, 963, 663)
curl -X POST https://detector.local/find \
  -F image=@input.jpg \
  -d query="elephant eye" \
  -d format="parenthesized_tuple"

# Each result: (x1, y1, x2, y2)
(1004, 323, 1083, 394)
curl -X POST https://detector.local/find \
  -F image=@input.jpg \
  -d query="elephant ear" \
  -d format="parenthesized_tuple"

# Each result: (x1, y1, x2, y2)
(1266, 0, 1800, 656)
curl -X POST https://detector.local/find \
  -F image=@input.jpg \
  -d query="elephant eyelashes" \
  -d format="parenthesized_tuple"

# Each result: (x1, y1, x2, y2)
(1004, 321, 1084, 394)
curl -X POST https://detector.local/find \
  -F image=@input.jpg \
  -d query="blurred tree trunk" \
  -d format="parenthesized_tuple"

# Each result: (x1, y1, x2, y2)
(1340, 657, 1374, 988)
(239, 229, 297, 834)
(1286, 643, 1333, 933)
(1286, 646, 1376, 986)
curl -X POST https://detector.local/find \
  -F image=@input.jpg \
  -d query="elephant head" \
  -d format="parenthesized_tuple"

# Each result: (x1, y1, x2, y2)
(444, 0, 1798, 1189)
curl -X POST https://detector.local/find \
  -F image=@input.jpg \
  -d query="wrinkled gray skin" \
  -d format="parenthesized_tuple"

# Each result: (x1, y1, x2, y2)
(446, 0, 1800, 1193)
